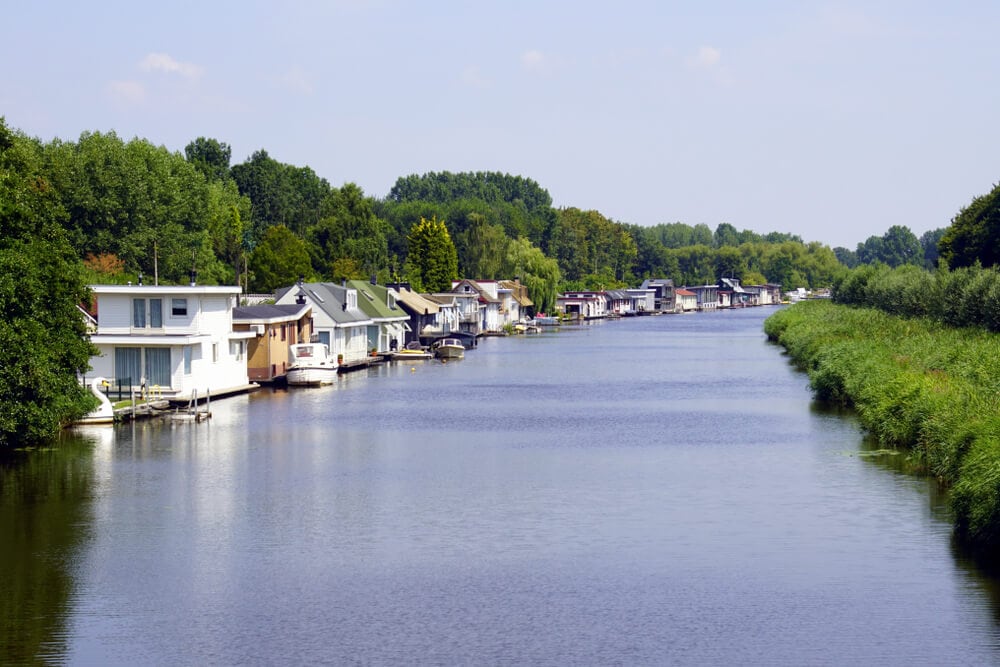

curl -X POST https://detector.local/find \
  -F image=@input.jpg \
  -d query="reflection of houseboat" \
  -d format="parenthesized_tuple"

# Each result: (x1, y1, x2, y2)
(287, 342, 338, 385)
(432, 338, 465, 360)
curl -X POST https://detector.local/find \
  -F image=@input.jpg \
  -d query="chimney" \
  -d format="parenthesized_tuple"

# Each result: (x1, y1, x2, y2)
(189, 270, 197, 286)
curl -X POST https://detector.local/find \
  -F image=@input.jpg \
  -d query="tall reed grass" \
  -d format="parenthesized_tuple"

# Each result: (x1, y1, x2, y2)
(765, 300, 1000, 553)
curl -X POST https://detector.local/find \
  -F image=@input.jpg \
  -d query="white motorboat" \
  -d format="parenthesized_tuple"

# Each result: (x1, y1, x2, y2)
(286, 343, 338, 385)
(432, 338, 465, 360)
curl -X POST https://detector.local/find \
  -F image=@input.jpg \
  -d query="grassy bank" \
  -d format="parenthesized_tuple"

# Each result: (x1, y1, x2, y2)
(764, 300, 1000, 553)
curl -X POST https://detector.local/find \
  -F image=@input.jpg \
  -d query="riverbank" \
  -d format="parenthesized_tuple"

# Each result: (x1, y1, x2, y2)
(764, 300, 1000, 554)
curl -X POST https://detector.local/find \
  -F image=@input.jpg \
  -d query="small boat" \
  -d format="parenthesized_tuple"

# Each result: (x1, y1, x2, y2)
(287, 342, 338, 385)
(75, 377, 115, 424)
(513, 320, 541, 334)
(533, 315, 560, 326)
(432, 338, 465, 360)
(392, 341, 433, 360)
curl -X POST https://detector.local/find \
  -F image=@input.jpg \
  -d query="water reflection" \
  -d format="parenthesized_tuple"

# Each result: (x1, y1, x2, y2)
(0, 429, 101, 664)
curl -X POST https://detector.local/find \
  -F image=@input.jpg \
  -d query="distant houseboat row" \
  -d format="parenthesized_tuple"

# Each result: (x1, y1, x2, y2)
(79, 276, 790, 415)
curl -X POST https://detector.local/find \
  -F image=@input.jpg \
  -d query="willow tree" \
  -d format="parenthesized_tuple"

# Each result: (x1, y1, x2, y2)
(404, 216, 458, 292)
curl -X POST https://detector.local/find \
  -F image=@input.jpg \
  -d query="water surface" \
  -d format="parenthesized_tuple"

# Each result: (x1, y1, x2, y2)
(3, 308, 999, 665)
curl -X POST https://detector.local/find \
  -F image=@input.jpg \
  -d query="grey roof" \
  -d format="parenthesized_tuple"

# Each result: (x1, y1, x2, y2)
(276, 282, 372, 325)
(233, 303, 310, 322)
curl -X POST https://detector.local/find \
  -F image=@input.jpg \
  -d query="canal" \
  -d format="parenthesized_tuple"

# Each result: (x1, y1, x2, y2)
(3, 307, 999, 665)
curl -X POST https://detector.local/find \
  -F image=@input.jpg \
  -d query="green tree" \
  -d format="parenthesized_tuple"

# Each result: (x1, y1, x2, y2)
(404, 216, 458, 292)
(939, 183, 1000, 269)
(714, 222, 740, 247)
(306, 183, 388, 280)
(231, 149, 330, 239)
(249, 224, 313, 292)
(502, 237, 562, 314)
(184, 137, 232, 182)
(0, 119, 98, 445)
(920, 228, 945, 269)
(456, 214, 509, 279)
(41, 131, 226, 284)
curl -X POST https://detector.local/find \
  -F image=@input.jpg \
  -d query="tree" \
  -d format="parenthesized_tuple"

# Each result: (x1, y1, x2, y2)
(403, 216, 458, 292)
(184, 137, 232, 182)
(249, 225, 313, 293)
(855, 226, 922, 268)
(919, 228, 945, 269)
(231, 149, 330, 239)
(501, 237, 561, 314)
(0, 118, 97, 445)
(714, 222, 740, 247)
(456, 214, 508, 279)
(305, 183, 388, 280)
(939, 183, 1000, 269)
(41, 131, 228, 284)
(834, 247, 858, 268)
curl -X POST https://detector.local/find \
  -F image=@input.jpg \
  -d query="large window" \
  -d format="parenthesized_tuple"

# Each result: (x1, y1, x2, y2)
(114, 347, 141, 387)
(171, 298, 188, 317)
(183, 346, 192, 374)
(144, 348, 171, 387)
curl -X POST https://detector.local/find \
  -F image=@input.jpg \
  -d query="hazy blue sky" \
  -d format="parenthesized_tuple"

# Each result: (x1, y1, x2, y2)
(4, 1, 998, 248)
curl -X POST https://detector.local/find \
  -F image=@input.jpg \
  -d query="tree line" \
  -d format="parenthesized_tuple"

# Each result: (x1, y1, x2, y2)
(5, 113, 1000, 444)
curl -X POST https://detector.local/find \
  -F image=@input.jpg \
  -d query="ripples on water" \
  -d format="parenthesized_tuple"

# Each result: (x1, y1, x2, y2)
(3, 308, 1000, 665)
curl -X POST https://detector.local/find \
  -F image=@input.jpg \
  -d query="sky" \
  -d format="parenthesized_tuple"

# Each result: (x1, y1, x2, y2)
(4, 1, 999, 249)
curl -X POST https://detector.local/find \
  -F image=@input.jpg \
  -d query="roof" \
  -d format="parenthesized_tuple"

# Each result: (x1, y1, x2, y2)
(392, 287, 441, 315)
(275, 282, 372, 326)
(90, 284, 241, 295)
(498, 279, 534, 307)
(233, 303, 311, 323)
(451, 279, 500, 303)
(605, 289, 632, 300)
(345, 280, 409, 321)
(675, 289, 696, 296)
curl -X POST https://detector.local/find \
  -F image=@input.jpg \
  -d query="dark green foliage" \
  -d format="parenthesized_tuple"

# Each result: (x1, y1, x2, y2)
(231, 149, 330, 239)
(856, 225, 923, 267)
(305, 183, 388, 281)
(184, 137, 231, 182)
(939, 182, 1000, 269)
(766, 300, 1000, 552)
(249, 225, 313, 293)
(0, 119, 98, 445)
(389, 171, 552, 212)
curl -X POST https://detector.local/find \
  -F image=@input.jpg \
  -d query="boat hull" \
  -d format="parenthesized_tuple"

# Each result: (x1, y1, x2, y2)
(286, 366, 338, 386)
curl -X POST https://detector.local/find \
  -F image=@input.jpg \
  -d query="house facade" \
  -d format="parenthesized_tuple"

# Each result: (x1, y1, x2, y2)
(675, 288, 698, 311)
(233, 303, 313, 383)
(639, 279, 676, 313)
(346, 279, 410, 353)
(556, 291, 609, 320)
(274, 282, 373, 363)
(87, 284, 253, 401)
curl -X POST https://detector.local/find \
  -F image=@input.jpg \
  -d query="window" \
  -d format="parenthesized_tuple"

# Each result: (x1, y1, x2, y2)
(183, 346, 192, 374)
(230, 341, 244, 361)
(149, 298, 162, 328)
(212, 342, 218, 363)
(171, 298, 188, 317)
(132, 299, 146, 328)
(281, 324, 286, 341)
(115, 347, 141, 387)
(144, 348, 171, 387)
